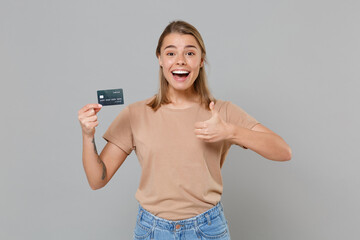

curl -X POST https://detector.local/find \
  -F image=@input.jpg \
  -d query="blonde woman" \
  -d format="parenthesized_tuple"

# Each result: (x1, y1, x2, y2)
(78, 20, 292, 240)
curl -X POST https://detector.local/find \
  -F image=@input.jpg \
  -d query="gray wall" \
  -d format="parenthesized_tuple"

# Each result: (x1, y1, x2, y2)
(1, 0, 359, 239)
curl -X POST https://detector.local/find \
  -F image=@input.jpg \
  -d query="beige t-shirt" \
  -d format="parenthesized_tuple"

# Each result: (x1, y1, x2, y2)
(103, 97, 260, 220)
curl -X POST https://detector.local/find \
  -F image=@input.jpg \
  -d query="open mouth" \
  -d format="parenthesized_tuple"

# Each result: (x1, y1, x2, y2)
(171, 70, 190, 82)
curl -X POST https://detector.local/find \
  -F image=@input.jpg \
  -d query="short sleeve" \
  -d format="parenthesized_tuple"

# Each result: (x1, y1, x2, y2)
(225, 101, 260, 149)
(102, 105, 134, 155)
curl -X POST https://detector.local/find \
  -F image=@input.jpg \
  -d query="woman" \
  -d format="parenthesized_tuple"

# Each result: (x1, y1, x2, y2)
(78, 20, 292, 240)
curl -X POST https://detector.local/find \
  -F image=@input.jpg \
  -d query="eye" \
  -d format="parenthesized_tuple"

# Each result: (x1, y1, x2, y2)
(166, 52, 174, 56)
(186, 52, 195, 56)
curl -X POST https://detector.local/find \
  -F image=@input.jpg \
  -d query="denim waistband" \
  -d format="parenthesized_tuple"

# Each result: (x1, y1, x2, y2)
(137, 202, 224, 231)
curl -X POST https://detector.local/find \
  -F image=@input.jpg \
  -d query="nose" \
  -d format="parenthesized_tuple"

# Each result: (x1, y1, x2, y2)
(176, 55, 186, 65)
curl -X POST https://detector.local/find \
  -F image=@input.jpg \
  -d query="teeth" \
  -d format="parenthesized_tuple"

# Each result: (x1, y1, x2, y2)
(172, 70, 189, 74)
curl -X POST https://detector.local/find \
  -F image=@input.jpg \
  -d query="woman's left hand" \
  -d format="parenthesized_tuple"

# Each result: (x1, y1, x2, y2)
(194, 102, 232, 142)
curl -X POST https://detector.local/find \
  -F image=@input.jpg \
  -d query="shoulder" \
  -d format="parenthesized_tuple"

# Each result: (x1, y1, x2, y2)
(127, 96, 156, 115)
(128, 96, 155, 109)
(215, 99, 246, 111)
(214, 99, 231, 112)
(214, 99, 252, 120)
(214, 99, 229, 108)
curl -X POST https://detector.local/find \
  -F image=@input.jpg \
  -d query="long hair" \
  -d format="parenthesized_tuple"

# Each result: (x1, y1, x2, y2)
(147, 20, 215, 111)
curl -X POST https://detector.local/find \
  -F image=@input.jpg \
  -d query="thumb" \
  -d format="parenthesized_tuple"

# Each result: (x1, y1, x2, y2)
(94, 104, 102, 114)
(209, 101, 216, 116)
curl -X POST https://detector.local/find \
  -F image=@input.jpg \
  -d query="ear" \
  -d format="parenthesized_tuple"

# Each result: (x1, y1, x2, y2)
(200, 58, 204, 68)
(158, 56, 163, 67)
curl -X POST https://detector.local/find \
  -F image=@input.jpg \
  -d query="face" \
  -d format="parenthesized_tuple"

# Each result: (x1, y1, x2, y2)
(158, 33, 204, 93)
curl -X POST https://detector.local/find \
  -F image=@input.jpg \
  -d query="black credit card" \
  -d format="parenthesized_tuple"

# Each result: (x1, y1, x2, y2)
(97, 88, 124, 106)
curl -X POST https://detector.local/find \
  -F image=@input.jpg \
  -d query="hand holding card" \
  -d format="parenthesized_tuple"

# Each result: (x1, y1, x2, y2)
(78, 103, 103, 137)
(97, 88, 124, 106)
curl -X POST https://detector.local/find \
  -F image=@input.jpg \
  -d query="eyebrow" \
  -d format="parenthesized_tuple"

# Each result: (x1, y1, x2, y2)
(163, 45, 198, 50)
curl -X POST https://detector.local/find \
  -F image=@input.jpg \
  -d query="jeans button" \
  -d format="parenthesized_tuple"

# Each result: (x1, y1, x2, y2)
(175, 224, 181, 229)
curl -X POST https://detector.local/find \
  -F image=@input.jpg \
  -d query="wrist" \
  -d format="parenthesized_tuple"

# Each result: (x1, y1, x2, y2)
(225, 123, 236, 142)
(82, 132, 95, 141)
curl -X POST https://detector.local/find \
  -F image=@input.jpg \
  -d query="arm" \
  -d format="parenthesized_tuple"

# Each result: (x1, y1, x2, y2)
(227, 123, 292, 161)
(194, 102, 292, 162)
(82, 136, 128, 190)
(78, 104, 128, 190)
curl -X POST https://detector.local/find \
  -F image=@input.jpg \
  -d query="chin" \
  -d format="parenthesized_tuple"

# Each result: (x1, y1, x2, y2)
(171, 85, 192, 92)
(166, 79, 192, 91)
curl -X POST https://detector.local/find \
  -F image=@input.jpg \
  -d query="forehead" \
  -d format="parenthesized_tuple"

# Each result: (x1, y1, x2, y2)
(162, 33, 200, 50)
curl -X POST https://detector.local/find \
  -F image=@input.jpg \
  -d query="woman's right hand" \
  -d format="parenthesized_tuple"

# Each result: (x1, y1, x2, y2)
(78, 104, 103, 137)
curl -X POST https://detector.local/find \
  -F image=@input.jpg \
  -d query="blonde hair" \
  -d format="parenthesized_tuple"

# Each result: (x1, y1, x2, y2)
(147, 20, 215, 111)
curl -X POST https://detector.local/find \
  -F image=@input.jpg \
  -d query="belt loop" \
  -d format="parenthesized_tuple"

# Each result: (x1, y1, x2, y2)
(206, 213, 211, 225)
(150, 219, 156, 240)
(172, 222, 176, 233)
(138, 210, 143, 221)
(219, 201, 224, 211)
(194, 220, 201, 239)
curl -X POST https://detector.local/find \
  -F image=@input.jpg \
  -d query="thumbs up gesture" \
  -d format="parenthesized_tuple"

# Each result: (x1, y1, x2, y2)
(194, 101, 232, 142)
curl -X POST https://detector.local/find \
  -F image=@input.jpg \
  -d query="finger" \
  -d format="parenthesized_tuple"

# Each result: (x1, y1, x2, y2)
(79, 111, 98, 123)
(194, 129, 207, 135)
(198, 135, 216, 142)
(86, 115, 98, 122)
(78, 104, 102, 115)
(195, 134, 211, 141)
(86, 121, 99, 129)
(194, 121, 207, 129)
(84, 105, 103, 116)
(91, 121, 99, 128)
(194, 127, 212, 136)
(94, 106, 102, 114)
(81, 108, 96, 117)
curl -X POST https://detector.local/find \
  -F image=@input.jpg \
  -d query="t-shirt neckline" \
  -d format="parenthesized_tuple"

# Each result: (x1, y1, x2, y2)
(160, 103, 201, 112)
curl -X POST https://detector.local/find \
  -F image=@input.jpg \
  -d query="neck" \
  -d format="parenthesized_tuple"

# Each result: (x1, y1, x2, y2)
(166, 87, 200, 107)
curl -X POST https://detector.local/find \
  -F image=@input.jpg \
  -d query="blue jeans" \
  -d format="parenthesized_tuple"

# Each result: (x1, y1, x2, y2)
(133, 201, 231, 240)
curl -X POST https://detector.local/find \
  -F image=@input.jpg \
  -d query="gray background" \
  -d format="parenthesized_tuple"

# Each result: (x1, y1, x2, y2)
(1, 0, 359, 239)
